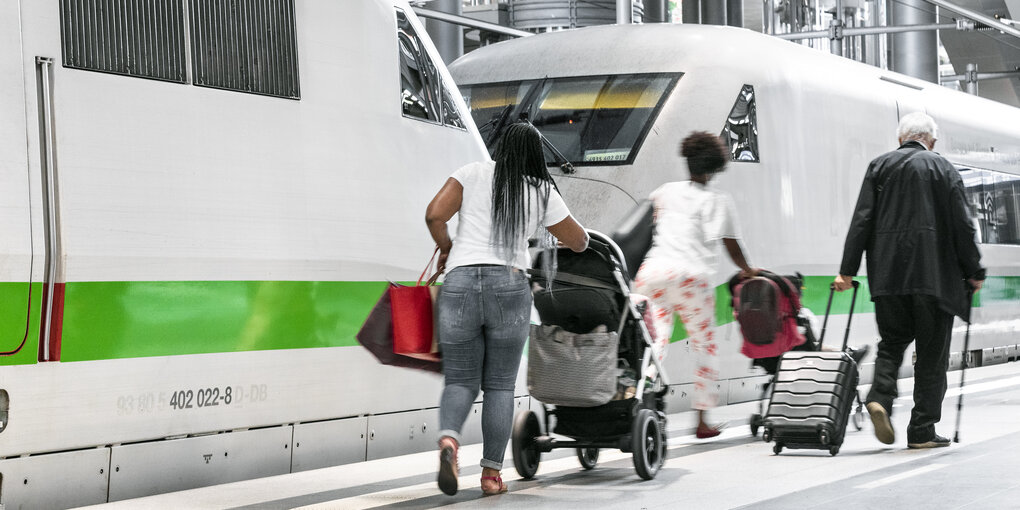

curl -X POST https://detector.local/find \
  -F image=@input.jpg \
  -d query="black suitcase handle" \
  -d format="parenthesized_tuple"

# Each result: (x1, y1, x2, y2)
(818, 281, 859, 351)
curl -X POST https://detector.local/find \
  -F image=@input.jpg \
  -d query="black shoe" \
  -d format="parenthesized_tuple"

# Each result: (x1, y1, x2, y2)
(437, 444, 459, 495)
(846, 345, 870, 365)
(908, 434, 951, 449)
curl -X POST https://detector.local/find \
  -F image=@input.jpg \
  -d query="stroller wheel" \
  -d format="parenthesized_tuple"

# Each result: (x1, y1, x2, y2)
(512, 410, 542, 480)
(750, 413, 761, 437)
(632, 409, 664, 480)
(577, 448, 599, 470)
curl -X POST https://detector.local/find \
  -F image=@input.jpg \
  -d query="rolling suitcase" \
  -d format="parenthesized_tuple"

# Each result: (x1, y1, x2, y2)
(762, 281, 861, 456)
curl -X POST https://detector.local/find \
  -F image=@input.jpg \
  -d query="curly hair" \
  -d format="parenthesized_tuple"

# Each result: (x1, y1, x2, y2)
(680, 131, 729, 176)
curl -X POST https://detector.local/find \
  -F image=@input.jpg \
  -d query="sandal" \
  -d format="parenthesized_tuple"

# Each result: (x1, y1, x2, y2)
(481, 475, 508, 496)
(437, 439, 459, 496)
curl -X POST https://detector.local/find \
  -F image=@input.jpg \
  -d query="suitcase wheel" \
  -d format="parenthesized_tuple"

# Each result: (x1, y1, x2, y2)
(773, 443, 783, 455)
(819, 430, 831, 446)
(762, 428, 772, 443)
(829, 446, 840, 456)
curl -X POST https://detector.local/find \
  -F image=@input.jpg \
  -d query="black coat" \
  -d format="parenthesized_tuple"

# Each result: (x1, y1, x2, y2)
(839, 141, 984, 320)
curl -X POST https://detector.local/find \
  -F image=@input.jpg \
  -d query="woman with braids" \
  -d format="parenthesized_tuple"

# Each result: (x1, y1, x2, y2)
(633, 131, 759, 439)
(425, 122, 588, 496)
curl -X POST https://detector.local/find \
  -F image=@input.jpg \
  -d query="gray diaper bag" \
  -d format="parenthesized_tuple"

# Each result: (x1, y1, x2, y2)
(527, 324, 619, 407)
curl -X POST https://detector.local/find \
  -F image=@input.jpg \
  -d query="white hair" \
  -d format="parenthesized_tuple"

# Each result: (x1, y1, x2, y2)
(897, 112, 938, 143)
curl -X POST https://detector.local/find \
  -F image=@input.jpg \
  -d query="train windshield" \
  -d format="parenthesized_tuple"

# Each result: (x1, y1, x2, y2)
(463, 73, 680, 166)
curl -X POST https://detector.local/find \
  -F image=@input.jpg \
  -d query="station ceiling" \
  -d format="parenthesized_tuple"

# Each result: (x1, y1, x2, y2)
(938, 0, 1020, 107)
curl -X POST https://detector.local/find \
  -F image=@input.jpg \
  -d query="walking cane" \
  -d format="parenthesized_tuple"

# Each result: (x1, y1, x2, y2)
(953, 289, 975, 444)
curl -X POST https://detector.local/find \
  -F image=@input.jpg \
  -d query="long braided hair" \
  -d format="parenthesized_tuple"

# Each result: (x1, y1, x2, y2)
(490, 122, 555, 264)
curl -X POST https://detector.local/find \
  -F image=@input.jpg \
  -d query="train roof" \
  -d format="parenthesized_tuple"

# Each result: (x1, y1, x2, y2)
(452, 24, 884, 82)
(451, 23, 1020, 173)
(450, 23, 1020, 113)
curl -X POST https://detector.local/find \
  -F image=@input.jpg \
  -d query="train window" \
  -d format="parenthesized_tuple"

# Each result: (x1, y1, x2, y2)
(721, 84, 759, 162)
(462, 74, 679, 165)
(462, 81, 539, 147)
(397, 10, 442, 123)
(442, 86, 466, 129)
(529, 74, 679, 165)
(189, 0, 301, 99)
(394, 10, 468, 129)
(59, 0, 187, 83)
(958, 167, 1020, 245)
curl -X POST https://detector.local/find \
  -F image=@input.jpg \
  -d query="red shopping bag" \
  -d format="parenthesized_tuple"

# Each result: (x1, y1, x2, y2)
(390, 248, 441, 361)
(356, 289, 441, 373)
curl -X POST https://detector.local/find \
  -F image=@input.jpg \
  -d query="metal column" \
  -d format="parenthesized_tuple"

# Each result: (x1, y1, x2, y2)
(964, 63, 978, 95)
(889, 0, 937, 82)
(645, 0, 667, 23)
(830, 0, 844, 56)
(425, 0, 463, 64)
(726, 0, 743, 28)
(701, 0, 726, 25)
(683, 0, 701, 23)
(617, 0, 633, 24)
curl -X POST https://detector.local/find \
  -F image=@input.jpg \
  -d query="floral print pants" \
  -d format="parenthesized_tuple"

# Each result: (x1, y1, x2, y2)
(634, 258, 719, 411)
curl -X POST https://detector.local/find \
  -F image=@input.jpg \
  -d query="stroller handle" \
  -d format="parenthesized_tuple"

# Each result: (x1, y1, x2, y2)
(585, 229, 630, 275)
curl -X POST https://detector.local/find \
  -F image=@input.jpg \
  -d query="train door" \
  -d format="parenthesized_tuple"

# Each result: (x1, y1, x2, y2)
(0, 3, 35, 360)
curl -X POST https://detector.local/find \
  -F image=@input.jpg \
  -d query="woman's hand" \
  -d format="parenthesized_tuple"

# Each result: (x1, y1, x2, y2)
(739, 267, 761, 279)
(436, 249, 450, 275)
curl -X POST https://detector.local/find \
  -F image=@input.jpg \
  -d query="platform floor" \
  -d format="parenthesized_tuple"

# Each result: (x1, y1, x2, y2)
(78, 362, 1020, 510)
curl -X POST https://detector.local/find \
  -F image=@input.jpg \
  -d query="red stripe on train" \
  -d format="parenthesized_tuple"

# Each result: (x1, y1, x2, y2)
(38, 283, 64, 362)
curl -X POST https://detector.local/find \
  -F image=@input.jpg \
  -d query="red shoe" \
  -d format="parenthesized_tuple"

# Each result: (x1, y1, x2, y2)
(481, 474, 508, 496)
(696, 424, 724, 439)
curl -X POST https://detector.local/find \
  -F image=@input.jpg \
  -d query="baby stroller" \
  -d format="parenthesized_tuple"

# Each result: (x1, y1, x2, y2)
(511, 230, 670, 481)
(728, 272, 865, 437)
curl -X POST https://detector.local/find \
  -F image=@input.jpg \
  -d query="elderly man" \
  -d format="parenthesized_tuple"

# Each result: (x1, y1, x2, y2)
(834, 112, 984, 449)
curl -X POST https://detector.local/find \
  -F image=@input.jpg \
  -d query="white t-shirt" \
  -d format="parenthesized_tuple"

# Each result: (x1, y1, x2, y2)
(445, 160, 571, 271)
(643, 181, 741, 275)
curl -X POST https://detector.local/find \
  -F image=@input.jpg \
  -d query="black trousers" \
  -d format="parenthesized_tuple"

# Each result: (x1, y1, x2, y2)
(866, 295, 954, 443)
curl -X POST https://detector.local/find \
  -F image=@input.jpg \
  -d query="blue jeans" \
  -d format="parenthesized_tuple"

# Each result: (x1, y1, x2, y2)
(437, 265, 531, 470)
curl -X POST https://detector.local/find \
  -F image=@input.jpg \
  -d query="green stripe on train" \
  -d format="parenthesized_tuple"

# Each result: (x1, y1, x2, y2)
(0, 282, 41, 366)
(59, 281, 389, 362)
(1, 276, 1017, 363)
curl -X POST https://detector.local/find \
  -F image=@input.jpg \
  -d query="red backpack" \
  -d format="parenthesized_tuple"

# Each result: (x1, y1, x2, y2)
(730, 273, 806, 359)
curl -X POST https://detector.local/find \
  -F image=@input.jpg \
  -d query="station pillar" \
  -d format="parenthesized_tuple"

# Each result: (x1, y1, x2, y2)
(888, 0, 937, 83)
(701, 0, 726, 25)
(645, 0, 668, 23)
(425, 0, 463, 64)
(726, 0, 743, 28)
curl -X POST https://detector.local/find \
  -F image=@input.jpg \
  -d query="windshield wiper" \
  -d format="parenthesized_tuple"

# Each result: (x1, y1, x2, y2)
(541, 132, 576, 175)
(519, 112, 575, 175)
(484, 103, 514, 149)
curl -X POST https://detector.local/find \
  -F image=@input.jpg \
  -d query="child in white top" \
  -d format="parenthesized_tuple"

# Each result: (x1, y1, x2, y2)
(633, 131, 758, 439)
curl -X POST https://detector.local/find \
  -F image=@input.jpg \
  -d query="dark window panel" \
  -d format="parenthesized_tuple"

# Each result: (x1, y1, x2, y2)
(59, 0, 187, 83)
(189, 0, 300, 99)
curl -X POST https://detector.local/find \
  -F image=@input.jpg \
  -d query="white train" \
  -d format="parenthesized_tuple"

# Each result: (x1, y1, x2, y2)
(1, 7, 1017, 507)
(0, 1, 487, 507)
(448, 23, 1020, 419)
